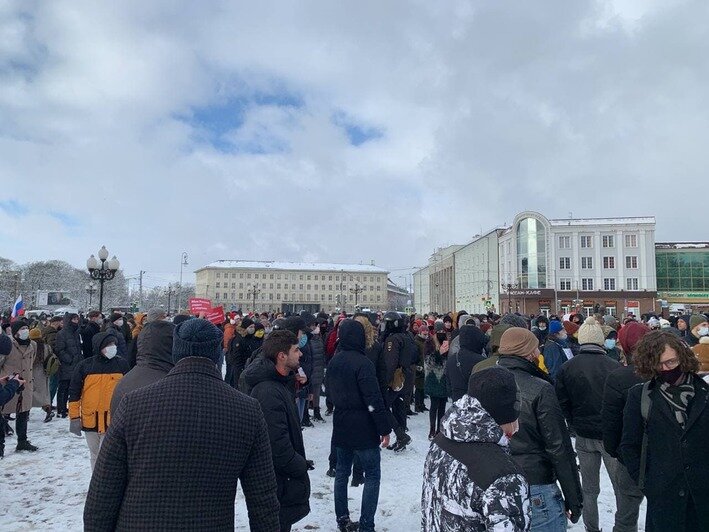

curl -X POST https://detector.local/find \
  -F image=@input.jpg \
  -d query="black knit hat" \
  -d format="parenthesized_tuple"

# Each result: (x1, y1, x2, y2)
(11, 320, 29, 336)
(467, 366, 520, 425)
(172, 314, 192, 326)
(282, 316, 306, 334)
(173, 318, 223, 365)
(108, 312, 123, 324)
(0, 334, 11, 356)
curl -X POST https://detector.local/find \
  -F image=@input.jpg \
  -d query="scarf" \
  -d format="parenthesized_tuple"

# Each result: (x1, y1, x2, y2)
(658, 374, 695, 427)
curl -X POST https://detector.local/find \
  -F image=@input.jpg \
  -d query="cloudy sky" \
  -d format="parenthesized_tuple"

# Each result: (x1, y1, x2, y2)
(0, 0, 706, 289)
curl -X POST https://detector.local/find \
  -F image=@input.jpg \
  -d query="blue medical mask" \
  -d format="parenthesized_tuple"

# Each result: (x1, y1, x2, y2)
(604, 339, 616, 350)
(298, 334, 308, 349)
(699, 326, 709, 337)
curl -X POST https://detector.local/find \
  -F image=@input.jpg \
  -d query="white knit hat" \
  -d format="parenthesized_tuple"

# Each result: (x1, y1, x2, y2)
(577, 317, 605, 346)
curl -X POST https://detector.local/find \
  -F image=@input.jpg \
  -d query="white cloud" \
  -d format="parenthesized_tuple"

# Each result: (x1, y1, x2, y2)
(0, 0, 707, 286)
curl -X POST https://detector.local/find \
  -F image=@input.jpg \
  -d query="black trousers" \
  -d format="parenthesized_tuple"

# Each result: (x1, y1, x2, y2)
(57, 379, 71, 415)
(429, 397, 447, 433)
(387, 390, 407, 436)
(0, 410, 29, 448)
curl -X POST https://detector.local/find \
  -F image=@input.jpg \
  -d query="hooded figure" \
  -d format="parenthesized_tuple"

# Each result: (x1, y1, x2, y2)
(110, 320, 175, 416)
(445, 325, 488, 402)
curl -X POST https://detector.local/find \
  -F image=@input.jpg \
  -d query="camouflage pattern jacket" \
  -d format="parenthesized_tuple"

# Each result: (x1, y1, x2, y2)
(422, 395, 531, 531)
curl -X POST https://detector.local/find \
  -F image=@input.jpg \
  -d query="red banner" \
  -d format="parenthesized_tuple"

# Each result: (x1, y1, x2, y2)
(204, 306, 225, 325)
(188, 298, 212, 315)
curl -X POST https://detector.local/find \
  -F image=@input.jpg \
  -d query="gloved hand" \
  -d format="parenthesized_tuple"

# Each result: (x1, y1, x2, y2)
(566, 506, 582, 524)
(69, 418, 82, 436)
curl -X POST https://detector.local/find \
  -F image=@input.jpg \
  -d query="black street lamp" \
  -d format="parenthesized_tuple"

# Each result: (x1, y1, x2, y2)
(87, 246, 120, 313)
(501, 282, 519, 314)
(350, 282, 364, 310)
(85, 282, 97, 309)
(246, 284, 261, 312)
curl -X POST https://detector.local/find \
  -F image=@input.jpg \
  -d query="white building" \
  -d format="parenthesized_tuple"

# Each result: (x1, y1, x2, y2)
(195, 260, 389, 314)
(498, 211, 657, 316)
(413, 266, 430, 314)
(454, 229, 503, 314)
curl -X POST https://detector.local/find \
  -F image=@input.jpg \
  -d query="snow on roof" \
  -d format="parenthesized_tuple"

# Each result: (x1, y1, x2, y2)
(197, 260, 389, 274)
(549, 216, 656, 226)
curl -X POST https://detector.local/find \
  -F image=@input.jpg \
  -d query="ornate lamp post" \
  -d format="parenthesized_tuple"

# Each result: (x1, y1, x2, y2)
(501, 282, 519, 314)
(85, 282, 97, 308)
(87, 246, 120, 313)
(246, 284, 261, 312)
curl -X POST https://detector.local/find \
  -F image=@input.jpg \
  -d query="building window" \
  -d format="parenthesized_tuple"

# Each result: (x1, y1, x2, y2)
(314, 275, 319, 280)
(299, 284, 304, 290)
(269, 293, 273, 300)
(580, 236, 593, 248)
(625, 256, 638, 269)
(215, 292, 220, 299)
(602, 235, 615, 248)
(604, 278, 616, 290)
(625, 234, 638, 248)
(247, 273, 251, 279)
(377, 295, 381, 302)
(560, 278, 572, 290)
(231, 283, 235, 288)
(581, 257, 593, 269)
(328, 294, 333, 301)
(240, 273, 244, 278)
(231, 292, 235, 299)
(306, 275, 311, 280)
(231, 273, 236, 278)
(307, 284, 311, 290)
(239, 283, 243, 288)
(335, 275, 339, 281)
(276, 293, 280, 300)
(261, 283, 266, 289)
(559, 257, 571, 270)
(216, 273, 221, 278)
(626, 278, 639, 290)
(239, 293, 243, 299)
(329, 275, 332, 281)
(603, 256, 615, 269)
(321, 294, 326, 301)
(558, 236, 571, 249)
(516, 217, 547, 289)
(582, 278, 594, 291)
(300, 275, 303, 280)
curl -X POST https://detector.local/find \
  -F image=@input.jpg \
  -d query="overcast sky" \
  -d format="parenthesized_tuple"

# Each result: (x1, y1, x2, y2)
(1, 0, 706, 289)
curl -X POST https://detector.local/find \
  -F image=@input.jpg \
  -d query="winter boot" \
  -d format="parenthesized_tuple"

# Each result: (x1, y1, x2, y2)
(351, 473, 364, 487)
(313, 408, 325, 422)
(428, 428, 436, 441)
(3, 419, 13, 437)
(325, 407, 333, 416)
(43, 406, 55, 423)
(337, 517, 359, 532)
(326, 467, 336, 478)
(16, 440, 38, 452)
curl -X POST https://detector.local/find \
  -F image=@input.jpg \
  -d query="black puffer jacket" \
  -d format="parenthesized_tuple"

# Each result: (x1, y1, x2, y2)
(80, 321, 101, 359)
(601, 364, 644, 459)
(364, 339, 388, 398)
(555, 343, 621, 440)
(309, 334, 326, 391)
(497, 355, 582, 517)
(245, 356, 310, 528)
(110, 320, 175, 416)
(445, 325, 487, 402)
(56, 317, 83, 381)
(326, 320, 392, 450)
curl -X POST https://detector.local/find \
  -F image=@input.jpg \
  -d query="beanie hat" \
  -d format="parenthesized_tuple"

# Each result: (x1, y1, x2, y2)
(690, 314, 708, 331)
(549, 320, 564, 335)
(500, 313, 528, 329)
(240, 317, 255, 330)
(147, 308, 166, 323)
(618, 321, 650, 355)
(29, 328, 42, 341)
(443, 315, 453, 324)
(499, 327, 539, 357)
(577, 317, 605, 346)
(659, 318, 671, 329)
(606, 329, 618, 340)
(172, 314, 192, 326)
(11, 320, 28, 336)
(647, 317, 660, 329)
(108, 312, 123, 324)
(173, 319, 223, 365)
(467, 366, 519, 425)
(603, 315, 619, 329)
(563, 321, 579, 336)
(434, 320, 445, 333)
(282, 316, 306, 334)
(0, 334, 11, 356)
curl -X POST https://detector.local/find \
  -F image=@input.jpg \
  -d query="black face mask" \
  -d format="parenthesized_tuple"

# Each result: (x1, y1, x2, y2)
(660, 366, 684, 385)
(436, 333, 447, 343)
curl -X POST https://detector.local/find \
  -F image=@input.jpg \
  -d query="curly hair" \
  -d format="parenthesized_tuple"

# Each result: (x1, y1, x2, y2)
(634, 330, 699, 380)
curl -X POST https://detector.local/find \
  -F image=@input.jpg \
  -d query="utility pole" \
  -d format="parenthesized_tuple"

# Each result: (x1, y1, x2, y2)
(139, 270, 146, 311)
(178, 252, 188, 313)
(166, 284, 172, 315)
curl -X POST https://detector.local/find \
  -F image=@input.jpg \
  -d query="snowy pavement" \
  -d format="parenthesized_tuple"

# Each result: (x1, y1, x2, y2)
(3, 405, 644, 530)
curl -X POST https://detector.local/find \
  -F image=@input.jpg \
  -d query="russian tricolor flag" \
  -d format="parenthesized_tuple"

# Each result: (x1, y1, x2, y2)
(11, 295, 24, 319)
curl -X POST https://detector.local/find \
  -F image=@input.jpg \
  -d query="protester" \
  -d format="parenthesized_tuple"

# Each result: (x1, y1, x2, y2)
(110, 316, 175, 415)
(0, 321, 38, 456)
(105, 313, 128, 357)
(84, 319, 280, 531)
(620, 331, 709, 531)
(309, 317, 327, 422)
(326, 319, 392, 532)
(445, 324, 487, 403)
(225, 316, 257, 388)
(413, 322, 429, 412)
(542, 320, 571, 381)
(80, 311, 103, 359)
(246, 330, 311, 532)
(55, 313, 82, 418)
(496, 327, 583, 530)
(422, 366, 530, 531)
(381, 311, 412, 451)
(68, 331, 129, 469)
(685, 314, 708, 348)
(29, 327, 54, 422)
(425, 321, 450, 440)
(555, 317, 625, 532)
(41, 315, 62, 408)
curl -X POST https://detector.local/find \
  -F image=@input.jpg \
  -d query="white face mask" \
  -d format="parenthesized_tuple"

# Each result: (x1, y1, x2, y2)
(18, 329, 30, 340)
(103, 345, 118, 359)
(115, 319, 124, 328)
(313, 326, 320, 335)
(229, 319, 236, 325)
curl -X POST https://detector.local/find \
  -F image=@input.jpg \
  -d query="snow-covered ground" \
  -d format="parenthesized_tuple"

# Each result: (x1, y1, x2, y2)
(3, 405, 645, 530)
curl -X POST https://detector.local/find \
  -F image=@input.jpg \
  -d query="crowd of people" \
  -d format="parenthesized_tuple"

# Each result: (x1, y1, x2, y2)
(1, 305, 709, 531)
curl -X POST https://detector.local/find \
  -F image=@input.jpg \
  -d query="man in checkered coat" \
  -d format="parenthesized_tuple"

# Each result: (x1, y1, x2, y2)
(84, 318, 280, 531)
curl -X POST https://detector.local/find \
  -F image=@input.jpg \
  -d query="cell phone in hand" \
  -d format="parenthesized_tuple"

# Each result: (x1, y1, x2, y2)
(297, 367, 306, 378)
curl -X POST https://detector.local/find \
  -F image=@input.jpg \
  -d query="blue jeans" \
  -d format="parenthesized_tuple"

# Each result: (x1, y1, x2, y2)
(335, 446, 381, 532)
(529, 484, 566, 532)
(297, 397, 306, 422)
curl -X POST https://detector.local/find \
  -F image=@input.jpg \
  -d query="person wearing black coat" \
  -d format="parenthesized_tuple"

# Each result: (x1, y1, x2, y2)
(55, 313, 83, 417)
(445, 325, 487, 403)
(245, 330, 310, 532)
(620, 331, 709, 531)
(80, 312, 102, 359)
(326, 319, 392, 532)
(104, 313, 128, 358)
(495, 327, 583, 529)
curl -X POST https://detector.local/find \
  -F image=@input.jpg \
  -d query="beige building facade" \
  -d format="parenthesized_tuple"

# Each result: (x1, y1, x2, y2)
(194, 260, 389, 313)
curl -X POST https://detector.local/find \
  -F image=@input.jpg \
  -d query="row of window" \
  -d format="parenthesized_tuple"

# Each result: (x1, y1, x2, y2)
(213, 293, 383, 303)
(558, 278, 639, 291)
(214, 282, 383, 291)
(558, 256, 639, 270)
(558, 234, 638, 250)
(214, 271, 384, 283)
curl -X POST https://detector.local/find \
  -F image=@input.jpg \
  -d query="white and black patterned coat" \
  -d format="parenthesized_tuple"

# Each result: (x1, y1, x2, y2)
(422, 395, 531, 531)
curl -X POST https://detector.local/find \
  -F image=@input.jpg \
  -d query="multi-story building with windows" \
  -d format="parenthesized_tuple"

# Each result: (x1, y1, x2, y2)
(656, 242, 709, 313)
(499, 211, 657, 316)
(194, 260, 389, 314)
